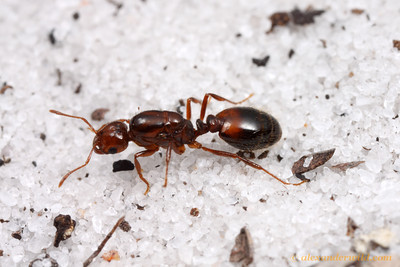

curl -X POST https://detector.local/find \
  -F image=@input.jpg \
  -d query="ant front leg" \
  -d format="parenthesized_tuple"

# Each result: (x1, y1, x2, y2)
(134, 148, 159, 195)
(188, 142, 307, 186)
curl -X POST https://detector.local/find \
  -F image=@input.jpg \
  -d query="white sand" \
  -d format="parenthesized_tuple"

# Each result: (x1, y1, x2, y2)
(0, 0, 399, 266)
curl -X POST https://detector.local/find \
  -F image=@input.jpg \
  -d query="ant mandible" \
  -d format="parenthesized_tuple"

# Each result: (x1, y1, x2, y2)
(50, 93, 307, 195)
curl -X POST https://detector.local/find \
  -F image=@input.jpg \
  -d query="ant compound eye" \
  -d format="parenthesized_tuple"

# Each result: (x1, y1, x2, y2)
(108, 147, 118, 154)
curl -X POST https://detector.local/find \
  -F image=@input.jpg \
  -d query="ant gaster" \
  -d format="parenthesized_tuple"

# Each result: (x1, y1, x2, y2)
(50, 93, 307, 195)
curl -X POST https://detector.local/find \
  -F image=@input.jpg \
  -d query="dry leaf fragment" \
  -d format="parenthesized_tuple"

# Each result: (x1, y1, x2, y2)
(331, 161, 364, 171)
(229, 227, 254, 266)
(101, 250, 120, 262)
(291, 148, 335, 176)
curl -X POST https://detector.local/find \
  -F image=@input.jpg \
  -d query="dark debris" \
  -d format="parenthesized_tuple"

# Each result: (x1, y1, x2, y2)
(190, 208, 200, 217)
(49, 29, 56, 45)
(267, 7, 325, 33)
(257, 150, 270, 159)
(136, 204, 145, 210)
(291, 8, 325, 25)
(119, 220, 131, 232)
(91, 108, 110, 121)
(252, 55, 270, 67)
(72, 12, 80, 20)
(74, 83, 82, 94)
(112, 160, 135, 172)
(288, 49, 295, 58)
(11, 230, 22, 240)
(53, 214, 76, 247)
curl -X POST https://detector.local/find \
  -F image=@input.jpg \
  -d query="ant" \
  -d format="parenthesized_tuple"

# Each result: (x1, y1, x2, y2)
(50, 93, 307, 195)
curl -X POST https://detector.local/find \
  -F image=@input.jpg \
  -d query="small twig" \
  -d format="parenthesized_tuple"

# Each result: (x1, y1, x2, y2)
(83, 216, 125, 267)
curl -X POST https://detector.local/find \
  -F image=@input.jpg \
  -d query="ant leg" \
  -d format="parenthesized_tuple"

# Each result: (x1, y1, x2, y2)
(134, 148, 159, 195)
(199, 93, 254, 120)
(189, 142, 307, 186)
(164, 145, 172, 187)
(186, 97, 202, 120)
(58, 147, 95, 187)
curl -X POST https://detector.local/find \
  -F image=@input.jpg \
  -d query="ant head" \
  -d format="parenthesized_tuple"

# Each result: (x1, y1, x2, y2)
(50, 109, 131, 187)
(49, 109, 130, 155)
(93, 121, 129, 154)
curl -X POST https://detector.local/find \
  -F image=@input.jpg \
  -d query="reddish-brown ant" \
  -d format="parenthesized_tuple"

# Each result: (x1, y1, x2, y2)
(50, 93, 307, 195)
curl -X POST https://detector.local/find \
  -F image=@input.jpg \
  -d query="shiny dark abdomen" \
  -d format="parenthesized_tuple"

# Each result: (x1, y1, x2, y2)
(216, 107, 282, 150)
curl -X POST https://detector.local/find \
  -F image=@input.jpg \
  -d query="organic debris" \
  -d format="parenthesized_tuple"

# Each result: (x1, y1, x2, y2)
(53, 214, 76, 247)
(229, 227, 254, 266)
(267, 7, 325, 33)
(91, 108, 109, 121)
(291, 148, 335, 179)
(331, 161, 364, 171)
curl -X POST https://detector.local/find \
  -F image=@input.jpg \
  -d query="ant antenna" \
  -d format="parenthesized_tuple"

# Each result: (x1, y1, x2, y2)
(50, 109, 98, 187)
(49, 110, 97, 134)
(58, 147, 94, 187)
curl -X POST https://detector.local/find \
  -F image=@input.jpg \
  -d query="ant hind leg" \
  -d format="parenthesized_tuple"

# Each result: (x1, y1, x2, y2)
(189, 142, 307, 186)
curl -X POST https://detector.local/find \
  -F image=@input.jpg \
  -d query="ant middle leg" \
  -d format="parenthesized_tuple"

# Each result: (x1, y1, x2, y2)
(188, 142, 307, 186)
(134, 148, 159, 195)
(186, 97, 202, 120)
(164, 145, 172, 187)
